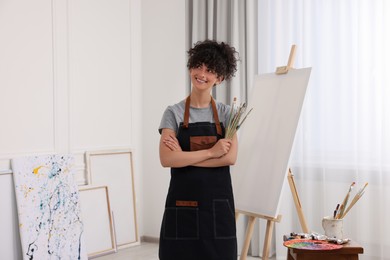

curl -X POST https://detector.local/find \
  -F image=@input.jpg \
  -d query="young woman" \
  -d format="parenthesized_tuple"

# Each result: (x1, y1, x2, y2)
(158, 39, 239, 260)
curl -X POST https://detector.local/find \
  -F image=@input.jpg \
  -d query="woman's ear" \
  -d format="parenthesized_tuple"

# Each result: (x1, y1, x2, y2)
(215, 76, 224, 86)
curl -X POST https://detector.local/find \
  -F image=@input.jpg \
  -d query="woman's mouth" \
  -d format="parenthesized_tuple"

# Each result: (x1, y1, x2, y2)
(195, 76, 207, 84)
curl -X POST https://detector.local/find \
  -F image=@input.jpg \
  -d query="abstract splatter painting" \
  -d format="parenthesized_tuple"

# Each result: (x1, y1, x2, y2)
(11, 154, 87, 260)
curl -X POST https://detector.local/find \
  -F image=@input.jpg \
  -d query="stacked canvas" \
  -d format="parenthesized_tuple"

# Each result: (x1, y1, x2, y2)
(11, 154, 87, 260)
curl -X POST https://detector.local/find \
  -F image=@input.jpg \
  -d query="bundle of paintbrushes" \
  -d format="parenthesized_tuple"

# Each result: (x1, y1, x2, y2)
(333, 182, 368, 219)
(225, 97, 253, 139)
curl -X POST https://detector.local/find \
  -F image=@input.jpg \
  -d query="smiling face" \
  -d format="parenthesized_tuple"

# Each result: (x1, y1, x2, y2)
(190, 64, 223, 93)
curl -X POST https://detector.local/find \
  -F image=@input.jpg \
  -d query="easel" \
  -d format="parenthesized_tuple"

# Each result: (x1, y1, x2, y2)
(236, 45, 309, 260)
(281, 46, 310, 234)
(275, 44, 297, 75)
(287, 168, 310, 233)
(235, 210, 282, 260)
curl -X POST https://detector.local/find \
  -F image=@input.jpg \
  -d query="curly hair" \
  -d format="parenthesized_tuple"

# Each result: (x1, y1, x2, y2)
(187, 40, 239, 81)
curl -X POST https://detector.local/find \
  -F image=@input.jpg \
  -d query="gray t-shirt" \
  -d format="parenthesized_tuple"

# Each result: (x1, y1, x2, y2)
(159, 99, 231, 134)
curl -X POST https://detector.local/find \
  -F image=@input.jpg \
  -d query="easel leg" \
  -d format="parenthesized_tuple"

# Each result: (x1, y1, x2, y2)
(288, 169, 310, 233)
(240, 216, 256, 260)
(262, 220, 275, 260)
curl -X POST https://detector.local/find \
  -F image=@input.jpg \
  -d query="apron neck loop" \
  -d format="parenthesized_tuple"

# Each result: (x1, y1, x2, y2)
(211, 98, 223, 136)
(183, 95, 223, 136)
(183, 96, 191, 129)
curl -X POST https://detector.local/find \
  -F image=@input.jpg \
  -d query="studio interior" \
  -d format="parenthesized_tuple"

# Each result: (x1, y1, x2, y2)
(0, 0, 388, 259)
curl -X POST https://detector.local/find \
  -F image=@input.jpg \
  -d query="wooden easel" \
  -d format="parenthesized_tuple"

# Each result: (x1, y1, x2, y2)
(275, 44, 297, 75)
(280, 46, 310, 234)
(235, 169, 308, 260)
(287, 168, 309, 233)
(235, 210, 282, 260)
(235, 45, 310, 260)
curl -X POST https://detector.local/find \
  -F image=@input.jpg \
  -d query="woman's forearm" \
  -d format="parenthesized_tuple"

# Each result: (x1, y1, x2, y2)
(192, 156, 235, 167)
(159, 129, 237, 168)
(160, 149, 213, 168)
(193, 138, 237, 167)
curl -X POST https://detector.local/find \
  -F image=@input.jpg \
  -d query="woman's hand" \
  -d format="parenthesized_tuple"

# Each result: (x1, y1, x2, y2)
(209, 138, 232, 158)
(163, 134, 182, 151)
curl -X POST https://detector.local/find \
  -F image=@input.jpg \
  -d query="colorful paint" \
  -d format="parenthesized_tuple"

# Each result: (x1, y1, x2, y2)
(12, 154, 87, 260)
(283, 239, 343, 250)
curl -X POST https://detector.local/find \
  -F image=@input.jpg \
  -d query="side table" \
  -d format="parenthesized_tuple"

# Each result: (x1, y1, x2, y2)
(286, 240, 364, 260)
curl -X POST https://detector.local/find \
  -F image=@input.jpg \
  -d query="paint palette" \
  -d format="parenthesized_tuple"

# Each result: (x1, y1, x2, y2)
(283, 239, 343, 250)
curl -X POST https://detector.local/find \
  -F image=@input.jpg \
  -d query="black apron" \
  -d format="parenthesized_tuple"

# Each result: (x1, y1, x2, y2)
(159, 96, 237, 260)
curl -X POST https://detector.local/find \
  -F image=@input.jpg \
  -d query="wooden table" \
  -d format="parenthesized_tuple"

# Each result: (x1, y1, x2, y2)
(286, 240, 364, 260)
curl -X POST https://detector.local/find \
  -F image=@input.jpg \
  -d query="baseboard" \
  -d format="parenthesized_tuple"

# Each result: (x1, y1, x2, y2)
(141, 236, 159, 244)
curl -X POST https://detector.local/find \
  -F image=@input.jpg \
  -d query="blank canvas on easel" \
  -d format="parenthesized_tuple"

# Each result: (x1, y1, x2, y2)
(232, 68, 311, 218)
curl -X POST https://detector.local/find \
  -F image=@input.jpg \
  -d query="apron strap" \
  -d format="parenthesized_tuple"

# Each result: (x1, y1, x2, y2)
(183, 95, 223, 136)
(210, 98, 223, 136)
(183, 96, 191, 129)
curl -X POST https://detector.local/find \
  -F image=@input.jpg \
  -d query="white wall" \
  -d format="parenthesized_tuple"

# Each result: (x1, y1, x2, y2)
(0, 0, 185, 258)
(141, 0, 187, 237)
(0, 0, 143, 258)
(0, 0, 142, 182)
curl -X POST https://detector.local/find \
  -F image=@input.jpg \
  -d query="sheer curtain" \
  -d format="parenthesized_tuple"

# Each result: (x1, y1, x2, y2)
(256, 1, 390, 259)
(187, 0, 390, 259)
(186, 0, 258, 104)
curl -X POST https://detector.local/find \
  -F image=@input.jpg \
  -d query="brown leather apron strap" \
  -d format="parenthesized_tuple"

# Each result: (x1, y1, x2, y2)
(183, 96, 191, 128)
(183, 95, 222, 136)
(210, 98, 223, 136)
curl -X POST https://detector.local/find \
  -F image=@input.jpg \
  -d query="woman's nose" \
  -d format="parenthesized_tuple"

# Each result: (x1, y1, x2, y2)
(199, 66, 207, 76)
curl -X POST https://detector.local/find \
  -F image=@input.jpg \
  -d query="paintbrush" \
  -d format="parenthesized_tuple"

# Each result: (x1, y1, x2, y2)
(225, 98, 253, 139)
(227, 97, 237, 132)
(236, 108, 253, 130)
(337, 182, 355, 218)
(226, 98, 237, 139)
(341, 182, 368, 219)
(333, 204, 340, 219)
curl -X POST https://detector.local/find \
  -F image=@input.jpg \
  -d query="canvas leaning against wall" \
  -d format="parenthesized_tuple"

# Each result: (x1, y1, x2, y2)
(11, 154, 87, 260)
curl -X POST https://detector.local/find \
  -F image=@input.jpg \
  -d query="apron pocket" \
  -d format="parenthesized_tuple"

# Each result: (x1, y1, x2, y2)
(213, 199, 236, 239)
(190, 136, 217, 151)
(163, 207, 199, 240)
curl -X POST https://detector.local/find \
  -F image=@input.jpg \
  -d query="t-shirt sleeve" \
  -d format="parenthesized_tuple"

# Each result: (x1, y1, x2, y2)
(158, 107, 178, 134)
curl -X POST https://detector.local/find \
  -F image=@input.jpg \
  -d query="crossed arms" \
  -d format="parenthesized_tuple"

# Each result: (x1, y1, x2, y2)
(159, 128, 238, 168)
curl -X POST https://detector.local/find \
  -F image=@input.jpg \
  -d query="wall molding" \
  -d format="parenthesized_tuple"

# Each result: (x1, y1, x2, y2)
(52, 0, 71, 153)
(0, 152, 87, 184)
(0, 170, 12, 175)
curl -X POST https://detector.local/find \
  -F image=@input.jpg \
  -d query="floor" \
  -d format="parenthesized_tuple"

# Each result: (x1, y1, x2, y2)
(95, 242, 276, 260)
